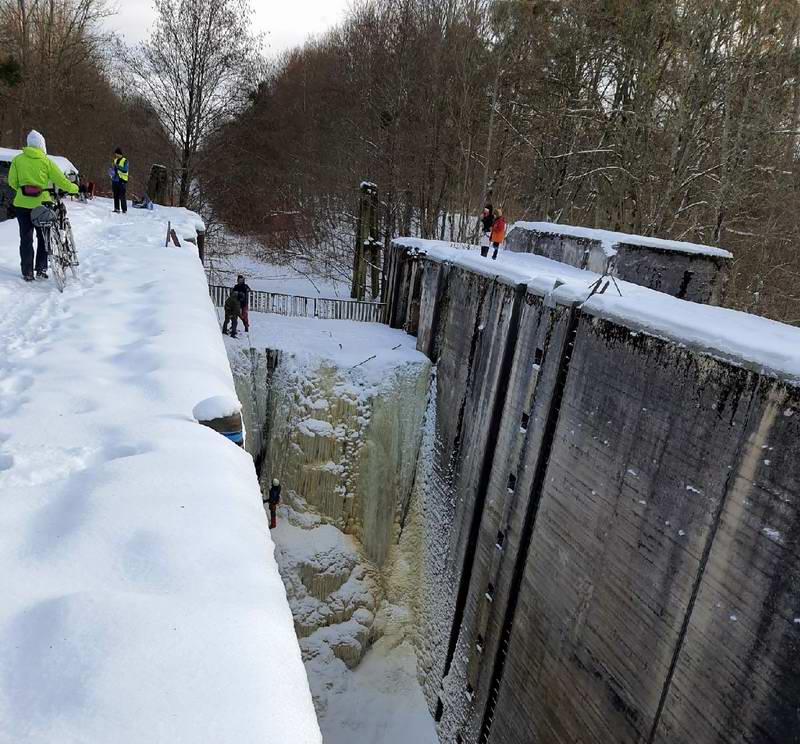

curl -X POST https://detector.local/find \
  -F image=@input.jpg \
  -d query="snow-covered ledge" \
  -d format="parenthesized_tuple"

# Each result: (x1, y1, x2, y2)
(0, 199, 320, 742)
(505, 220, 731, 305)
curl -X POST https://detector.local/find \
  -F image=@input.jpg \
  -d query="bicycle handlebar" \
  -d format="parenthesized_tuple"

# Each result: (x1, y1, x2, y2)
(46, 187, 75, 200)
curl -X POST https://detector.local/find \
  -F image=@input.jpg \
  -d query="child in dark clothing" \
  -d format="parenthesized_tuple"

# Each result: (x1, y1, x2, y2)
(480, 203, 494, 257)
(222, 290, 242, 338)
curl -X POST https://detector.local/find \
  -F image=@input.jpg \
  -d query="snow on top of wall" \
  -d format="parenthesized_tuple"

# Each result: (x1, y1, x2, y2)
(193, 394, 242, 421)
(167, 205, 207, 237)
(395, 238, 800, 383)
(511, 220, 733, 259)
(396, 237, 543, 287)
(0, 146, 79, 178)
(0, 197, 320, 743)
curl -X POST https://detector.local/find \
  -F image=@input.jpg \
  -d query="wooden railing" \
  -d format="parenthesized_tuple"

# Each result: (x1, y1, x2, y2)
(209, 284, 386, 323)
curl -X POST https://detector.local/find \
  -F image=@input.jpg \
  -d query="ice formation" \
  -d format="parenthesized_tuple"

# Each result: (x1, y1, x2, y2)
(225, 315, 437, 741)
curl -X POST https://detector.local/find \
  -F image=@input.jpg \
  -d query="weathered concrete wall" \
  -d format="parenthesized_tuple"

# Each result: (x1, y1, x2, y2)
(505, 225, 606, 272)
(651, 382, 800, 744)
(505, 224, 730, 305)
(387, 241, 800, 744)
(404, 259, 526, 709)
(485, 318, 760, 744)
(437, 293, 579, 743)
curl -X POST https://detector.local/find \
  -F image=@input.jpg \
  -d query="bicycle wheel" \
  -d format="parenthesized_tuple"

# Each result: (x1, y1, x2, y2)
(47, 229, 67, 293)
(63, 221, 79, 278)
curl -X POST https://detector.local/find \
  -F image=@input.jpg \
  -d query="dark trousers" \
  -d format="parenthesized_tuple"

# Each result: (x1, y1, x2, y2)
(268, 502, 277, 529)
(223, 311, 240, 336)
(491, 241, 500, 260)
(112, 180, 127, 213)
(480, 232, 491, 258)
(241, 305, 249, 331)
(16, 207, 47, 276)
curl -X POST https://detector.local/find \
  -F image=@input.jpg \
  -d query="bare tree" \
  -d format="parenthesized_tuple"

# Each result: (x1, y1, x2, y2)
(201, 0, 800, 323)
(0, 0, 112, 142)
(126, 0, 263, 207)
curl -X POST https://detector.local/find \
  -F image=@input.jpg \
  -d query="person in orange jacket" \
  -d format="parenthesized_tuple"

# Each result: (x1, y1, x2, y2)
(489, 208, 506, 260)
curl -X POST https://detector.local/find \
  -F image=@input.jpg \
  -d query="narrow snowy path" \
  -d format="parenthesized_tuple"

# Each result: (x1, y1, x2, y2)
(0, 199, 320, 743)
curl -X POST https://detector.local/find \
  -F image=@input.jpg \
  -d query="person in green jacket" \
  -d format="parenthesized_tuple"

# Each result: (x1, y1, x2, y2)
(8, 130, 78, 281)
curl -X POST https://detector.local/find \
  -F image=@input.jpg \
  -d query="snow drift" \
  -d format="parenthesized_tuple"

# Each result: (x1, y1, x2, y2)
(0, 199, 320, 743)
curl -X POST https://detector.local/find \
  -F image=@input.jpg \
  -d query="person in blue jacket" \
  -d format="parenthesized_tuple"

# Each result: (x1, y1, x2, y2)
(267, 478, 281, 529)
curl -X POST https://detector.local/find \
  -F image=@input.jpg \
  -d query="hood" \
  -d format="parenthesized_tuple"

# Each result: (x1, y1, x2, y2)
(26, 130, 46, 153)
(21, 146, 46, 160)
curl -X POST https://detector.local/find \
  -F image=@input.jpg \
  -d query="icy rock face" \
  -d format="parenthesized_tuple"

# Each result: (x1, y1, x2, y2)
(386, 368, 464, 710)
(229, 343, 432, 715)
(276, 510, 379, 671)
(230, 347, 280, 460)
(259, 356, 431, 568)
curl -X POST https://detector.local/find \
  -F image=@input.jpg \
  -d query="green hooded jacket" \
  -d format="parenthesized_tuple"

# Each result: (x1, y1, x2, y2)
(8, 146, 79, 209)
(224, 292, 242, 315)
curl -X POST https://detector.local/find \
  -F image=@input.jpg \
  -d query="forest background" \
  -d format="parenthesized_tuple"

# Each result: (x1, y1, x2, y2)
(2, 0, 800, 321)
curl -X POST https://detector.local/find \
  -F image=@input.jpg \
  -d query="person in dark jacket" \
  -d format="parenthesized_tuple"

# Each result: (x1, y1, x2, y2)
(233, 274, 251, 332)
(267, 478, 281, 529)
(480, 202, 494, 258)
(222, 290, 242, 338)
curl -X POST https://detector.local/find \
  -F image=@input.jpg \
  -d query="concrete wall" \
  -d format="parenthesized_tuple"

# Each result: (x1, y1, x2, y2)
(407, 258, 526, 708)
(651, 381, 800, 744)
(485, 319, 760, 744)
(505, 224, 730, 305)
(387, 242, 800, 744)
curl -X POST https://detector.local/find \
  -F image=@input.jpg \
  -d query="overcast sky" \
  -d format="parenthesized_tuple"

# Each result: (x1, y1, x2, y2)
(106, 0, 351, 54)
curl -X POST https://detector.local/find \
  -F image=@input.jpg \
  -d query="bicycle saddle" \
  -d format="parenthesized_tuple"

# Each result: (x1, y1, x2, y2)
(31, 205, 56, 227)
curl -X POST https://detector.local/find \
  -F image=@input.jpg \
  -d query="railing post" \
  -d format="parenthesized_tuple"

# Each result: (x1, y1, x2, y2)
(197, 228, 205, 264)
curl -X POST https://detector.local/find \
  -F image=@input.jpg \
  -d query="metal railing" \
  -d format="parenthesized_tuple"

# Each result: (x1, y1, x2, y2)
(209, 284, 386, 323)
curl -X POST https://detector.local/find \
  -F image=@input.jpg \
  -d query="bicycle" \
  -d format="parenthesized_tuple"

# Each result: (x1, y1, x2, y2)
(31, 188, 79, 293)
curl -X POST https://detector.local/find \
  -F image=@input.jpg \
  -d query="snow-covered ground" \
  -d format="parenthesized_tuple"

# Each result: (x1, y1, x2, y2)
(318, 637, 438, 744)
(223, 312, 422, 372)
(0, 199, 320, 743)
